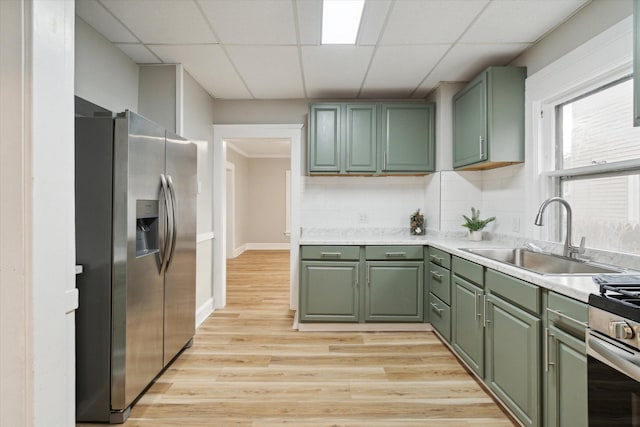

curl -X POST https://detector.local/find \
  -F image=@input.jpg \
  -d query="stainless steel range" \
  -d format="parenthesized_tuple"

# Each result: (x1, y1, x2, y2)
(587, 276, 640, 426)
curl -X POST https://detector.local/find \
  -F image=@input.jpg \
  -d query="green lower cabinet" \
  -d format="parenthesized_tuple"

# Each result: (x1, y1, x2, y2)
(451, 275, 484, 376)
(299, 261, 359, 322)
(485, 293, 541, 427)
(365, 261, 424, 322)
(429, 293, 451, 341)
(545, 324, 587, 427)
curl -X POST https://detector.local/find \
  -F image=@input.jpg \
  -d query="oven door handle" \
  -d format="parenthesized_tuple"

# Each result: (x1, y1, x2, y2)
(587, 330, 640, 383)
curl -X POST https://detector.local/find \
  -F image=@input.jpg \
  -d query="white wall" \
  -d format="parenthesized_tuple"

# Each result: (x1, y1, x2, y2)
(139, 65, 176, 132)
(248, 158, 291, 245)
(74, 16, 138, 112)
(226, 148, 251, 250)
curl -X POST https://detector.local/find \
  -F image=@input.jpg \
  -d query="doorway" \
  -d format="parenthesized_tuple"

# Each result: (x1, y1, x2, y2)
(225, 163, 235, 258)
(212, 124, 303, 311)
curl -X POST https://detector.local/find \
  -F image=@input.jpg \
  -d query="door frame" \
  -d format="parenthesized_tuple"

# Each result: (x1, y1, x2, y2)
(212, 124, 303, 310)
(225, 161, 236, 258)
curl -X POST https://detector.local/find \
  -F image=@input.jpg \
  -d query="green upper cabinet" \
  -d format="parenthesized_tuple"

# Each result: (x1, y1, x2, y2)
(308, 102, 435, 175)
(381, 103, 435, 173)
(453, 66, 526, 171)
(346, 104, 378, 173)
(634, 0, 640, 126)
(309, 104, 341, 173)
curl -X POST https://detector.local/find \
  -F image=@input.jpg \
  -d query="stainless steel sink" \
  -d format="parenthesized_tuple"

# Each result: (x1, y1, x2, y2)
(462, 248, 623, 275)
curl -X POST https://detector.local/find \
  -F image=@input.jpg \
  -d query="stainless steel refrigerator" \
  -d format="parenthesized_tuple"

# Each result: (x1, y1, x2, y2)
(75, 110, 196, 423)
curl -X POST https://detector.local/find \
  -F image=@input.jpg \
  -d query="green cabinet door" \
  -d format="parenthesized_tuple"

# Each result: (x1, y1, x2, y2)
(545, 324, 587, 427)
(365, 261, 424, 322)
(485, 294, 541, 427)
(299, 260, 359, 322)
(381, 104, 435, 172)
(451, 275, 484, 376)
(346, 104, 377, 173)
(308, 104, 341, 173)
(453, 74, 487, 168)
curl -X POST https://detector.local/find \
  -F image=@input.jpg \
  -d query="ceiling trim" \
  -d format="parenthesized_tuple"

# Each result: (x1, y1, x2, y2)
(226, 141, 249, 158)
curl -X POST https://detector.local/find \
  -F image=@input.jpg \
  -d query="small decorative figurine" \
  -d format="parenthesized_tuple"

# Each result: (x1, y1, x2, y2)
(410, 209, 425, 235)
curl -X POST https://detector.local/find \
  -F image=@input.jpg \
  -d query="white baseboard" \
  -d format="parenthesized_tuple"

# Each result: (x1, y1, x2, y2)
(246, 243, 291, 250)
(232, 243, 290, 258)
(233, 244, 247, 258)
(195, 297, 214, 329)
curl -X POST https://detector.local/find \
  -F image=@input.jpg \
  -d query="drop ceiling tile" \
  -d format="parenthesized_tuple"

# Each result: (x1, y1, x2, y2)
(148, 44, 251, 99)
(295, 0, 322, 45)
(358, 0, 393, 46)
(416, 43, 530, 95)
(460, 0, 589, 43)
(76, 0, 138, 43)
(381, 0, 490, 45)
(360, 45, 450, 98)
(100, 0, 216, 44)
(197, 0, 296, 45)
(115, 44, 162, 63)
(226, 46, 304, 99)
(302, 46, 374, 98)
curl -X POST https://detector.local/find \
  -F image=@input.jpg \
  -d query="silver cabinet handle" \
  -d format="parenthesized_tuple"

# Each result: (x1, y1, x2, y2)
(474, 290, 478, 319)
(355, 264, 359, 288)
(159, 174, 172, 274)
(430, 254, 443, 263)
(479, 135, 485, 159)
(166, 175, 178, 270)
(546, 308, 588, 328)
(366, 263, 370, 286)
(385, 252, 406, 258)
(430, 302, 443, 315)
(430, 271, 443, 280)
(545, 327, 556, 372)
(483, 295, 490, 327)
(320, 252, 342, 258)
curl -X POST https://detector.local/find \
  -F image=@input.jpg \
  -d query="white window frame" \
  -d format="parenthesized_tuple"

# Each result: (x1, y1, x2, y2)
(525, 16, 633, 242)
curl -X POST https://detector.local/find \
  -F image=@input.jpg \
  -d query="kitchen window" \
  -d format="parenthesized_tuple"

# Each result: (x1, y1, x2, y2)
(550, 76, 640, 253)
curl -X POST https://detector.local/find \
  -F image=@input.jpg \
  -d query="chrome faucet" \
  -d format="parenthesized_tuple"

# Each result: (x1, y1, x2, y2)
(534, 197, 585, 258)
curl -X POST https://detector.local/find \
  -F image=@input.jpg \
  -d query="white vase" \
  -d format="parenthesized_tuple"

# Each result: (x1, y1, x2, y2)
(469, 230, 482, 241)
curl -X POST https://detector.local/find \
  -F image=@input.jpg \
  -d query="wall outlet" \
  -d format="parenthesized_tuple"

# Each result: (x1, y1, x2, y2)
(512, 217, 520, 233)
(358, 213, 368, 224)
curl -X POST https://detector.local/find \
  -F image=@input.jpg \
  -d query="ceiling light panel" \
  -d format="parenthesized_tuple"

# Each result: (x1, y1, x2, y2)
(381, 0, 489, 45)
(321, 0, 365, 44)
(460, 0, 589, 44)
(148, 44, 251, 99)
(100, 0, 216, 44)
(302, 45, 374, 98)
(361, 45, 450, 98)
(226, 46, 305, 98)
(198, 0, 297, 45)
(76, 0, 138, 43)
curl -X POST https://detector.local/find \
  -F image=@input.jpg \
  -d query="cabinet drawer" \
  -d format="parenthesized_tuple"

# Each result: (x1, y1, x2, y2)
(428, 263, 451, 305)
(547, 292, 588, 338)
(301, 245, 360, 261)
(486, 269, 541, 315)
(366, 245, 423, 260)
(427, 247, 451, 269)
(429, 293, 451, 342)
(452, 256, 484, 286)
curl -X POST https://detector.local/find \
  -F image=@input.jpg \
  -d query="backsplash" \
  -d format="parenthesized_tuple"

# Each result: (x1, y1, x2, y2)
(300, 176, 426, 229)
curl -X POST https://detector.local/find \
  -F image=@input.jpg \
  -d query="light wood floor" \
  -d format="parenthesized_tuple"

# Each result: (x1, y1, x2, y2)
(79, 250, 516, 427)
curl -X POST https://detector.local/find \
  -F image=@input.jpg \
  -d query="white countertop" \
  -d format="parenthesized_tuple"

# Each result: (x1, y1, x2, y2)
(299, 228, 632, 303)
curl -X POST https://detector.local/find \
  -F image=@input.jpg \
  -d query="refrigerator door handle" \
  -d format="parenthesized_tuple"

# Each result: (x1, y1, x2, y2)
(166, 175, 178, 270)
(160, 173, 173, 274)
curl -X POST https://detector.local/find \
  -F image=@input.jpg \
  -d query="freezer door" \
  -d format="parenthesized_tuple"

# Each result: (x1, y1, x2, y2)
(164, 131, 197, 366)
(111, 111, 167, 411)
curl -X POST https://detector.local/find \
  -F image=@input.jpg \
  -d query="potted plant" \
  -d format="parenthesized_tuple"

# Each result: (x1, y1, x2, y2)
(462, 207, 495, 241)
